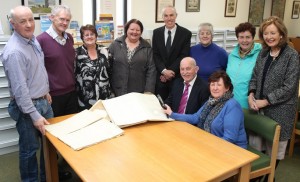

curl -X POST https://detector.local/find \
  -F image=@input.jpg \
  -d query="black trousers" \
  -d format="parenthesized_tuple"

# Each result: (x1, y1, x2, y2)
(51, 90, 79, 117)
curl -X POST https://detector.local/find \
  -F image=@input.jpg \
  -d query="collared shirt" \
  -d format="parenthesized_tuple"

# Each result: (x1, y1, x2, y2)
(183, 75, 197, 98)
(0, 31, 50, 122)
(164, 25, 177, 45)
(46, 25, 68, 45)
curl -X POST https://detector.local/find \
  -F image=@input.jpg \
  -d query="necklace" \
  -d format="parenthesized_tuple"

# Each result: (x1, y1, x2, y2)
(270, 49, 280, 57)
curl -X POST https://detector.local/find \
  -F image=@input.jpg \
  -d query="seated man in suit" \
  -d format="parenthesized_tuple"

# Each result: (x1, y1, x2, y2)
(165, 57, 210, 114)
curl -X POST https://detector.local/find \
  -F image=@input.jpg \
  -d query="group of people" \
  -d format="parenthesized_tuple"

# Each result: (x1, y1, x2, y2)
(0, 3, 299, 182)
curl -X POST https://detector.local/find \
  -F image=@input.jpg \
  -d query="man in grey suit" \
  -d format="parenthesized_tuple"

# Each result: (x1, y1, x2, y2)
(152, 5, 192, 100)
(165, 57, 209, 114)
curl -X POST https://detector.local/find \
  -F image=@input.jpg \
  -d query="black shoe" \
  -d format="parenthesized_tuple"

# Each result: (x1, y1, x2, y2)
(59, 171, 72, 181)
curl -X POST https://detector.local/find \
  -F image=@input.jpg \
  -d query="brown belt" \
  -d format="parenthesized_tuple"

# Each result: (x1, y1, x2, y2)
(11, 95, 48, 101)
(32, 95, 47, 100)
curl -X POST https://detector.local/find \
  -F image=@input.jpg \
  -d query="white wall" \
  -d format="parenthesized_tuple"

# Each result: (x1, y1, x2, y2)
(1, 0, 299, 37)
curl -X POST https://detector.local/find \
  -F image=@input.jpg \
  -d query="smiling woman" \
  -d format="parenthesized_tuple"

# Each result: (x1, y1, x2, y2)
(108, 19, 157, 97)
(226, 22, 262, 109)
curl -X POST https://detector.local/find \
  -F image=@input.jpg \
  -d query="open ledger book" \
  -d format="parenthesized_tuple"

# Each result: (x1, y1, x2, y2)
(45, 93, 172, 150)
(91, 92, 173, 128)
(45, 109, 124, 150)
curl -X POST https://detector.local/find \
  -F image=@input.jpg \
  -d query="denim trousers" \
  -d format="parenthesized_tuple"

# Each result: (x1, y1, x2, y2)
(8, 99, 53, 182)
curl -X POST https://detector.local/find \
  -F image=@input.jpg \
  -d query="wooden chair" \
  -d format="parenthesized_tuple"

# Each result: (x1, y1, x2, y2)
(243, 109, 281, 182)
(288, 96, 300, 157)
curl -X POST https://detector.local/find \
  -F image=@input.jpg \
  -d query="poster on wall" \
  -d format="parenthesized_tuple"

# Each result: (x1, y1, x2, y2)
(95, 21, 114, 41)
(22, 0, 61, 20)
(40, 15, 51, 32)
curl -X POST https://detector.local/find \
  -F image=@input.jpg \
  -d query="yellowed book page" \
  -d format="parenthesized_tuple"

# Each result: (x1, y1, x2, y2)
(58, 119, 124, 150)
(102, 93, 173, 128)
(45, 109, 107, 137)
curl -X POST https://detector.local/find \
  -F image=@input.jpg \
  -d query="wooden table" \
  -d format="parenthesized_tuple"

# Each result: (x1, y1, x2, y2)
(43, 116, 258, 182)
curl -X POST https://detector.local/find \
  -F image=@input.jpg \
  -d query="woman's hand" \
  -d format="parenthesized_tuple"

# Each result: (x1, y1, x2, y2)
(163, 104, 173, 116)
(248, 93, 259, 111)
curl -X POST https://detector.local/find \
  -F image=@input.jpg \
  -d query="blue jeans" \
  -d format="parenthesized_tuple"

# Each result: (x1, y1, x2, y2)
(8, 99, 53, 182)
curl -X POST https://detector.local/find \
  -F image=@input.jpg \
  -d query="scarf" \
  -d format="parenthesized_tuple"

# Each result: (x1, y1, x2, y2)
(238, 43, 254, 59)
(197, 91, 233, 132)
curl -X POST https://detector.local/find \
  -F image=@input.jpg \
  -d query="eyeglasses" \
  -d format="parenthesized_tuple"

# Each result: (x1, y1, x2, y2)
(83, 33, 95, 38)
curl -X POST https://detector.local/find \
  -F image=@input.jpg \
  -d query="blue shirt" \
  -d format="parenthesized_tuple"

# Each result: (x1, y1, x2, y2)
(0, 31, 50, 122)
(227, 43, 262, 109)
(190, 43, 228, 81)
(170, 98, 247, 148)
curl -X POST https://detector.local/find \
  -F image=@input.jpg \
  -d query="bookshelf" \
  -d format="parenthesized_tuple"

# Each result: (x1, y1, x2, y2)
(0, 35, 19, 155)
(191, 29, 238, 53)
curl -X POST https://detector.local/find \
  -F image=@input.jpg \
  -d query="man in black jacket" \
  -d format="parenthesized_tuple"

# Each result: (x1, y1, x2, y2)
(165, 57, 209, 114)
(152, 5, 192, 100)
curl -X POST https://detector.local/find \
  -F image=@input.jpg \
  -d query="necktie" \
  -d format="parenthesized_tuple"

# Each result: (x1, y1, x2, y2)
(166, 30, 171, 53)
(178, 83, 190, 114)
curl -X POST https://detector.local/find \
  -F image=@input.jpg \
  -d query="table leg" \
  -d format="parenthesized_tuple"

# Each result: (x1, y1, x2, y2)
(43, 136, 59, 182)
(237, 163, 251, 182)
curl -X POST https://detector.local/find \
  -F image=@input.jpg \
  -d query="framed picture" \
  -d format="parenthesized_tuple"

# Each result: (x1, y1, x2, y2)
(155, 0, 175, 23)
(21, 0, 61, 20)
(292, 1, 300, 19)
(248, 0, 265, 26)
(224, 0, 238, 17)
(186, 0, 200, 12)
(271, 0, 286, 20)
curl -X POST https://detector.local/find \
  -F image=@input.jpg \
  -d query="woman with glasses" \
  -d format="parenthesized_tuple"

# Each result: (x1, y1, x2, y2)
(75, 24, 114, 111)
(109, 19, 156, 96)
(190, 22, 228, 81)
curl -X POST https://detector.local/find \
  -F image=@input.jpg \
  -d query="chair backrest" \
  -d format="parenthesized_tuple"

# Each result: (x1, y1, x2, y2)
(243, 109, 279, 143)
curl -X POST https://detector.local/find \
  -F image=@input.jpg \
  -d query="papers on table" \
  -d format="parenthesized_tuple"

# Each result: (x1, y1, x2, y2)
(101, 93, 173, 128)
(45, 109, 124, 150)
(59, 119, 124, 150)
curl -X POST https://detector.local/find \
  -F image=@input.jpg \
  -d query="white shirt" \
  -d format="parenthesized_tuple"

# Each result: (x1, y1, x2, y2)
(46, 25, 69, 45)
(164, 25, 177, 46)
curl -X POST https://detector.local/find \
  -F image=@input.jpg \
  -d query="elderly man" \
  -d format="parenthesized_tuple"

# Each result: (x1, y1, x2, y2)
(37, 5, 78, 117)
(165, 57, 209, 114)
(152, 5, 192, 100)
(0, 6, 53, 182)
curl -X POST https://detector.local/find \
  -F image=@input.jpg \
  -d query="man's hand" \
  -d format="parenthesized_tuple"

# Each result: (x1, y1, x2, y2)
(46, 93, 52, 104)
(33, 117, 50, 135)
(162, 69, 175, 80)
(160, 75, 167, 83)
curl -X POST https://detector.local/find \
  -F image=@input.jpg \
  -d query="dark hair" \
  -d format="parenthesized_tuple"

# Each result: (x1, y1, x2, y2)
(80, 24, 98, 41)
(258, 16, 288, 49)
(124, 19, 144, 35)
(208, 70, 233, 92)
(235, 22, 256, 38)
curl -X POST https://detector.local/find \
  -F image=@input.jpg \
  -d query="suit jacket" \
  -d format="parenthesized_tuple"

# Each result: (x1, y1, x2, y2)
(165, 77, 210, 114)
(152, 24, 192, 76)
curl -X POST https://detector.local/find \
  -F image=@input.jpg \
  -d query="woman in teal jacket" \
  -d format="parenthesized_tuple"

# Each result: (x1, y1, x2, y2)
(226, 22, 262, 109)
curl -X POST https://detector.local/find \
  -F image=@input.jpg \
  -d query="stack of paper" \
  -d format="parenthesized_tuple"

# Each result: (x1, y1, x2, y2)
(45, 109, 124, 150)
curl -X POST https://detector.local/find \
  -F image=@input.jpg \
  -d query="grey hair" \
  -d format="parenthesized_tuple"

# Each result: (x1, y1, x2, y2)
(161, 5, 177, 18)
(9, 6, 31, 21)
(51, 5, 72, 17)
(198, 23, 214, 36)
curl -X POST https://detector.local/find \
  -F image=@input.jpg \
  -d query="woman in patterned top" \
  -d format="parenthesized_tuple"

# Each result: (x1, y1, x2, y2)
(75, 24, 114, 111)
(108, 19, 156, 96)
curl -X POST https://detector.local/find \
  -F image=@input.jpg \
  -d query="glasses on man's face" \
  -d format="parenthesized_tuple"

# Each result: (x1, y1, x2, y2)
(83, 33, 95, 38)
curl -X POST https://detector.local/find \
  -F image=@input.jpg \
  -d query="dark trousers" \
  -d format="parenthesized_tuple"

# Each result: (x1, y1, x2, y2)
(155, 77, 173, 101)
(51, 90, 79, 117)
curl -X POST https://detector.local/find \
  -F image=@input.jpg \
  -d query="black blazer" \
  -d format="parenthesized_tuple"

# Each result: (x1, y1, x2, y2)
(152, 24, 192, 76)
(165, 77, 210, 114)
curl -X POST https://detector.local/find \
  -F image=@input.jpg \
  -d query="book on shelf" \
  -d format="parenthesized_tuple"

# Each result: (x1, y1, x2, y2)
(91, 92, 173, 128)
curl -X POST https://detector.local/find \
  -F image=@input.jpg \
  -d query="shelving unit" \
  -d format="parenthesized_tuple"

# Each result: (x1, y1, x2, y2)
(0, 35, 19, 155)
(191, 29, 238, 53)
